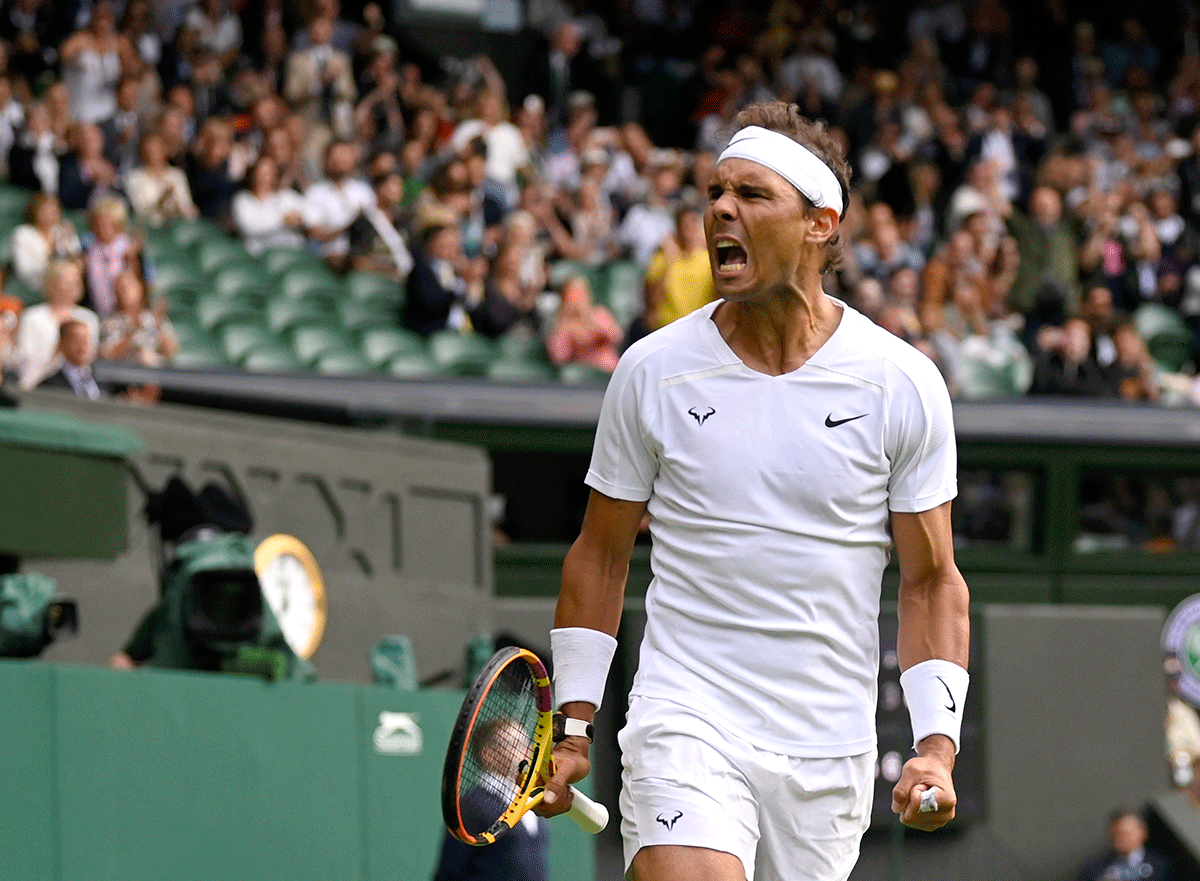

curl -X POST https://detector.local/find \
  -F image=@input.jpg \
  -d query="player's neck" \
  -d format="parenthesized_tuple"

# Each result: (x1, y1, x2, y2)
(713, 288, 842, 376)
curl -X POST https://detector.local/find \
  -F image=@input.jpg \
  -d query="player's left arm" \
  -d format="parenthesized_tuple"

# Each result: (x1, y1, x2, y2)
(890, 500, 970, 830)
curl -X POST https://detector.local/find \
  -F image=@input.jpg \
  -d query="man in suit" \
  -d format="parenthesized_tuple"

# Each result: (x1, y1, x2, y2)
(1078, 809, 1170, 881)
(284, 14, 356, 180)
(38, 319, 109, 399)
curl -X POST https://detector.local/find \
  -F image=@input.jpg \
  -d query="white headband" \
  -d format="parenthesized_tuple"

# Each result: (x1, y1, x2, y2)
(717, 125, 844, 217)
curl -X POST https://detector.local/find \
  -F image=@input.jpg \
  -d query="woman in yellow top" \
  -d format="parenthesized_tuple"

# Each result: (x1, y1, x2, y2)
(642, 204, 716, 332)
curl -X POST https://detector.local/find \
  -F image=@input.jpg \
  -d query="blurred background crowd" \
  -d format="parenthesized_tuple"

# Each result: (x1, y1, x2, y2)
(0, 0, 1198, 404)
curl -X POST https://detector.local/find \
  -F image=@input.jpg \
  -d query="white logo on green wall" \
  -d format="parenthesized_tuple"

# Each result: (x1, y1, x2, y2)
(373, 711, 423, 755)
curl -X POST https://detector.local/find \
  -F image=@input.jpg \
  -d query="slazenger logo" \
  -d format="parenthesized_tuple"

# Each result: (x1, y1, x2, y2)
(373, 712, 423, 755)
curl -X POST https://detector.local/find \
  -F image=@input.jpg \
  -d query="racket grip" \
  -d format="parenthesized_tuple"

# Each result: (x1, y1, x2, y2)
(566, 786, 609, 833)
(917, 787, 940, 813)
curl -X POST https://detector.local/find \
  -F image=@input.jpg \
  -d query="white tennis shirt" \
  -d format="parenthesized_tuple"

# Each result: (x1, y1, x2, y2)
(587, 299, 957, 756)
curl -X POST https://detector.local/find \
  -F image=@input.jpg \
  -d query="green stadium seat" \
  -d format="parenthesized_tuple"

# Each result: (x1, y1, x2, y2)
(291, 325, 353, 365)
(167, 317, 210, 349)
(602, 260, 646, 326)
(1134, 303, 1194, 373)
(197, 238, 254, 275)
(383, 351, 442, 378)
(359, 326, 424, 368)
(0, 184, 31, 215)
(557, 362, 612, 385)
(63, 210, 89, 237)
(172, 341, 228, 369)
(486, 359, 557, 382)
(344, 270, 402, 303)
(266, 296, 331, 334)
(153, 262, 211, 296)
(278, 266, 341, 300)
(426, 330, 495, 376)
(339, 298, 397, 335)
(262, 246, 324, 277)
(214, 264, 276, 299)
(195, 293, 264, 332)
(168, 217, 225, 249)
(6, 276, 40, 305)
(240, 344, 305, 373)
(494, 332, 548, 363)
(220, 321, 278, 363)
(313, 349, 372, 375)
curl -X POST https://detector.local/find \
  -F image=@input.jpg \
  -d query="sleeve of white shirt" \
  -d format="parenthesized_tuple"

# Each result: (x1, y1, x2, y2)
(885, 350, 957, 513)
(585, 345, 659, 502)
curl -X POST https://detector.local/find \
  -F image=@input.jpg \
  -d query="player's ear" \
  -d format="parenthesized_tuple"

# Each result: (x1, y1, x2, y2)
(807, 206, 839, 245)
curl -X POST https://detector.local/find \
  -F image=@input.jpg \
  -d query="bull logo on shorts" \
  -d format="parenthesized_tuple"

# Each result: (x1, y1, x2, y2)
(656, 809, 683, 830)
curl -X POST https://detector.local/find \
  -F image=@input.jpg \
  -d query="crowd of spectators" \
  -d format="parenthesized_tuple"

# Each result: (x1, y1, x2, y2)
(0, 0, 1195, 405)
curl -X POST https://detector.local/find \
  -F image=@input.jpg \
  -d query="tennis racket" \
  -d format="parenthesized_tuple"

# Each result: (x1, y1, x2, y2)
(441, 645, 610, 846)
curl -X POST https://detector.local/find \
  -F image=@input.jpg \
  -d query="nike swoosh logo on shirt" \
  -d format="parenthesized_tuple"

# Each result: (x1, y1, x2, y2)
(825, 413, 868, 428)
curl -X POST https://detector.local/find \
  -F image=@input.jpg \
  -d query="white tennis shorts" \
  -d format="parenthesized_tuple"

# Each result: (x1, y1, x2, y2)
(618, 695, 874, 881)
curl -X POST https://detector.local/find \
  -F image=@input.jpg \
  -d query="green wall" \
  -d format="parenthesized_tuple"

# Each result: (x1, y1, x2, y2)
(0, 661, 595, 881)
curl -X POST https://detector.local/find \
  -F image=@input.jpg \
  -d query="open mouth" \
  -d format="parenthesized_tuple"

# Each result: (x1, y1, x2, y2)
(715, 241, 748, 273)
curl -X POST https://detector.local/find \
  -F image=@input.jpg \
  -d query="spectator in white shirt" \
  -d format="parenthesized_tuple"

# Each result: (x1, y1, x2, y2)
(14, 259, 100, 390)
(303, 139, 374, 272)
(10, 193, 82, 292)
(233, 155, 308, 256)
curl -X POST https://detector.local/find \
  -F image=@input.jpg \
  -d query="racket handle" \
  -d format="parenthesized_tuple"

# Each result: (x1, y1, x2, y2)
(917, 787, 940, 813)
(566, 786, 609, 833)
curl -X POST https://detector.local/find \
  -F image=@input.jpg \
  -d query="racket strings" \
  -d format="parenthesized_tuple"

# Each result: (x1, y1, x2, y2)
(458, 661, 540, 836)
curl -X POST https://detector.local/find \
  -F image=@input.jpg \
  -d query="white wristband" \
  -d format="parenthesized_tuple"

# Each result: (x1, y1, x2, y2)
(900, 659, 969, 754)
(550, 627, 618, 711)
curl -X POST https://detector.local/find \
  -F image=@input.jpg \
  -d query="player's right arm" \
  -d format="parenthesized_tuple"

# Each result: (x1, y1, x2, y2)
(538, 489, 647, 816)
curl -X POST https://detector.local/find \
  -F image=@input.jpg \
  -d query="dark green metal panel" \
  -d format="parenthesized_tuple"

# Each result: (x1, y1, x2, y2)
(53, 668, 364, 881)
(0, 661, 57, 881)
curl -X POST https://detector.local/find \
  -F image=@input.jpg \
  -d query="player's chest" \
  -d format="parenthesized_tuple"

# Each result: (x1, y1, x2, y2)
(654, 376, 888, 501)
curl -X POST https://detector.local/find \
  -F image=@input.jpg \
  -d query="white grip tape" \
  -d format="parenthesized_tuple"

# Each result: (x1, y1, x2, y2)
(550, 627, 618, 711)
(899, 659, 969, 754)
(918, 787, 940, 813)
(566, 786, 610, 833)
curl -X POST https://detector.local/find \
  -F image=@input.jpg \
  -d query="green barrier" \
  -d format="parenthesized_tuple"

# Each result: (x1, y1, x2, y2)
(0, 661, 596, 881)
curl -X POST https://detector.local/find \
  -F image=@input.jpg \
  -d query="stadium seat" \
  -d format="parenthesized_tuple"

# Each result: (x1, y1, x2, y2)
(6, 276, 39, 305)
(167, 316, 210, 349)
(1133, 303, 1194, 373)
(344, 271, 402, 304)
(266, 296, 331, 335)
(383, 351, 442, 378)
(171, 340, 228, 369)
(214, 264, 276, 299)
(313, 349, 372, 375)
(240, 344, 305, 373)
(602, 260, 646, 327)
(291, 325, 354, 365)
(262, 246, 324, 277)
(195, 293, 265, 332)
(359, 326, 425, 368)
(0, 184, 30, 215)
(219, 321, 278, 363)
(953, 330, 1034, 400)
(153, 262, 210, 296)
(547, 259, 603, 294)
(338, 298, 397, 335)
(278, 265, 341, 300)
(197, 237, 254, 274)
(486, 359, 557, 382)
(557, 362, 612, 385)
(168, 217, 225, 249)
(425, 330, 495, 376)
(494, 332, 548, 363)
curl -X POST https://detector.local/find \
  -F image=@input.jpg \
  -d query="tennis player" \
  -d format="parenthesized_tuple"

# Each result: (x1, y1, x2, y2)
(538, 101, 970, 881)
